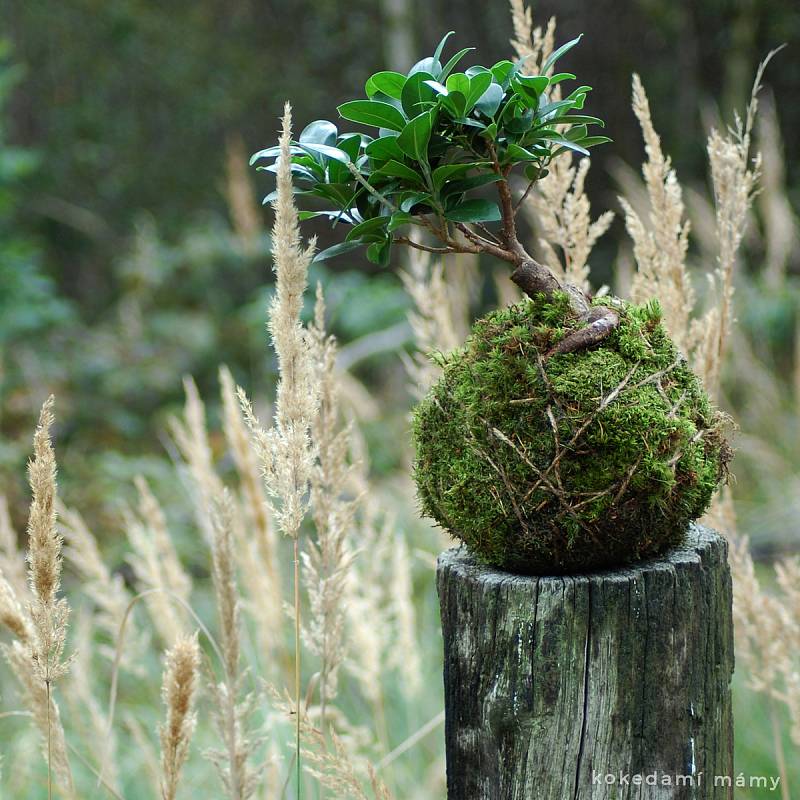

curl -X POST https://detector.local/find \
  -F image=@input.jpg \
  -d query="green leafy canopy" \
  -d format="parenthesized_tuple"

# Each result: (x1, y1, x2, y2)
(252, 32, 611, 266)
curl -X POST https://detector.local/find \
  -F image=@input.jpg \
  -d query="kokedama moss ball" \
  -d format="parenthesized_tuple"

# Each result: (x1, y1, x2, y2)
(412, 293, 730, 575)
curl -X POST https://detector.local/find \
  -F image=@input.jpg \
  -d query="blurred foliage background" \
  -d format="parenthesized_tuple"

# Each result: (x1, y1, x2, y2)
(0, 0, 798, 793)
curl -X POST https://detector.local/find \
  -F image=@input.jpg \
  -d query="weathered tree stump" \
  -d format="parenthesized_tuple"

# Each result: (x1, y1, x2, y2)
(437, 525, 734, 799)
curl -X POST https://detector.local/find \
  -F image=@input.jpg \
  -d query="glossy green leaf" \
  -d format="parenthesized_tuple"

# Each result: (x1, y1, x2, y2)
(541, 34, 583, 73)
(465, 72, 493, 112)
(565, 124, 588, 142)
(505, 143, 539, 161)
(474, 83, 504, 118)
(346, 216, 389, 242)
(444, 199, 502, 223)
(516, 75, 549, 95)
(441, 90, 467, 118)
(365, 135, 406, 164)
(547, 136, 591, 156)
(440, 47, 474, 81)
(433, 31, 455, 66)
(367, 238, 391, 266)
(387, 211, 417, 231)
(489, 60, 515, 87)
(465, 65, 492, 79)
(365, 71, 407, 100)
(424, 79, 449, 96)
(397, 111, 435, 166)
(402, 72, 437, 117)
(537, 98, 578, 119)
(432, 162, 481, 191)
(373, 159, 426, 185)
(299, 120, 338, 146)
(408, 57, 441, 78)
(298, 142, 352, 165)
(445, 73, 470, 96)
(400, 191, 432, 212)
(536, 114, 605, 128)
(312, 241, 365, 262)
(338, 100, 407, 132)
(550, 72, 576, 84)
(337, 133, 363, 161)
(298, 210, 345, 221)
(579, 135, 613, 148)
(441, 173, 502, 197)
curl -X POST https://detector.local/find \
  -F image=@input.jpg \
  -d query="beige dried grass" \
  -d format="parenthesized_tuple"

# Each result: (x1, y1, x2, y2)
(205, 489, 263, 800)
(524, 156, 613, 293)
(304, 285, 359, 726)
(159, 632, 201, 800)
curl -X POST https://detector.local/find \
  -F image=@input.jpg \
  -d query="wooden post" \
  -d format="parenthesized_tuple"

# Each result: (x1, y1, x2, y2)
(437, 525, 734, 799)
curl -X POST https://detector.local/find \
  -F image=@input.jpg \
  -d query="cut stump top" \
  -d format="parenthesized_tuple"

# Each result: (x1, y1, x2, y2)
(437, 524, 734, 800)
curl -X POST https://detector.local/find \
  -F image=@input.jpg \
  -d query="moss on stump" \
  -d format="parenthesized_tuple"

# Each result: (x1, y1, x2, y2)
(412, 293, 730, 575)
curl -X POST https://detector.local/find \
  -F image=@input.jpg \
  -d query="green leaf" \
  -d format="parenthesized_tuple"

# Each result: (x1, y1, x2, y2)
(490, 60, 515, 87)
(474, 83, 504, 118)
(297, 142, 352, 165)
(547, 136, 591, 156)
(505, 143, 539, 161)
(549, 72, 576, 84)
(402, 72, 437, 117)
(541, 34, 583, 73)
(535, 114, 605, 128)
(338, 100, 407, 132)
(365, 135, 406, 164)
(440, 48, 474, 81)
(537, 98, 578, 119)
(367, 238, 391, 266)
(298, 210, 345, 221)
(444, 199, 502, 223)
(313, 241, 365, 262)
(445, 73, 470, 96)
(433, 31, 455, 66)
(516, 74, 549, 95)
(387, 211, 417, 231)
(337, 133, 363, 161)
(441, 91, 467, 118)
(408, 57, 441, 78)
(346, 216, 390, 242)
(299, 120, 338, 146)
(441, 173, 502, 197)
(400, 191, 432, 212)
(579, 135, 613, 148)
(482, 122, 499, 140)
(397, 111, 435, 166)
(365, 71, 407, 100)
(373, 159, 426, 185)
(432, 162, 480, 191)
(565, 124, 588, 142)
(465, 65, 492, 79)
(424, 79, 449, 96)
(465, 72, 493, 112)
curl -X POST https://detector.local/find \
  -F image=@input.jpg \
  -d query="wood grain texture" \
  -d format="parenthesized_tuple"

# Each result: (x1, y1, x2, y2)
(437, 525, 734, 799)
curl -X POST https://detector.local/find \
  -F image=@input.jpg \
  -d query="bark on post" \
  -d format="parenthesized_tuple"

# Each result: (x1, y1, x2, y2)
(437, 525, 734, 799)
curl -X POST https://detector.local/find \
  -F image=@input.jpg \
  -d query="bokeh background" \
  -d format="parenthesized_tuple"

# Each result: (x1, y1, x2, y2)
(1, 0, 798, 795)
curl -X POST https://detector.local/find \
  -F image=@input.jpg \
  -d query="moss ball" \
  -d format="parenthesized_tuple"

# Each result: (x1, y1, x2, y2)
(412, 293, 730, 575)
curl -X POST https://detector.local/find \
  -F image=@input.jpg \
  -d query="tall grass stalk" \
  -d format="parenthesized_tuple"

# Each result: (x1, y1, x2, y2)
(239, 101, 319, 798)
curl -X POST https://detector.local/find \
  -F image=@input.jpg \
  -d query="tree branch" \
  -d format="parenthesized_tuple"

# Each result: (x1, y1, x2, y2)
(394, 237, 455, 255)
(454, 224, 516, 263)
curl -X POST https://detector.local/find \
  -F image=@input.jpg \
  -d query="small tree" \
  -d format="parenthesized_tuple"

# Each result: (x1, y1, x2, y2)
(252, 32, 616, 355)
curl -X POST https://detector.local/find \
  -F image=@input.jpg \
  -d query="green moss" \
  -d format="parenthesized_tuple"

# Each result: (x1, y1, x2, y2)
(412, 294, 731, 574)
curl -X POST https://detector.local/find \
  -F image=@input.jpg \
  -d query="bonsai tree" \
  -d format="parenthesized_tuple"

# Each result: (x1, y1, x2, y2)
(254, 34, 730, 575)
(252, 32, 616, 354)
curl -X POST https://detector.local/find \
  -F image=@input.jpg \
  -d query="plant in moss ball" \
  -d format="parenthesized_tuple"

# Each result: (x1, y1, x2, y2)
(254, 33, 731, 575)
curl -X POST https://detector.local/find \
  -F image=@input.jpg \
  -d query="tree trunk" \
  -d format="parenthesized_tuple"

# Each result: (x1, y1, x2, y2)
(437, 524, 734, 799)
